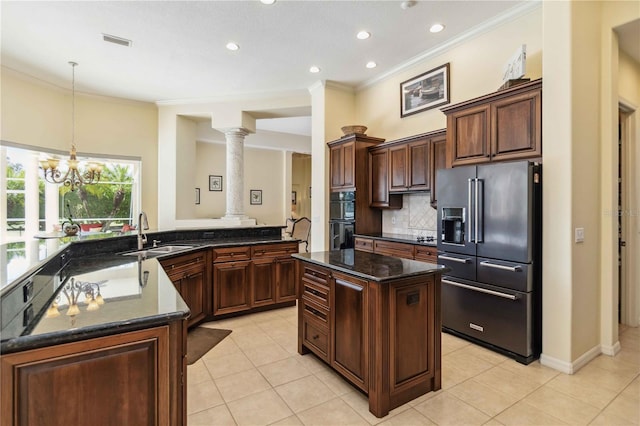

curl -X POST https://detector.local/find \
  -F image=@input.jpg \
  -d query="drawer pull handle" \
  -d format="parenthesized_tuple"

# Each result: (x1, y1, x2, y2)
(312, 334, 319, 340)
(438, 255, 471, 264)
(442, 279, 518, 300)
(479, 261, 522, 272)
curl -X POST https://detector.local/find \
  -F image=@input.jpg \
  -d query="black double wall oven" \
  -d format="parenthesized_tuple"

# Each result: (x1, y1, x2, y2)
(329, 191, 355, 251)
(437, 160, 542, 364)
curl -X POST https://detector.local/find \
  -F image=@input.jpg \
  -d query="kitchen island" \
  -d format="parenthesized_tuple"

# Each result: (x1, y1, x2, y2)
(294, 249, 448, 418)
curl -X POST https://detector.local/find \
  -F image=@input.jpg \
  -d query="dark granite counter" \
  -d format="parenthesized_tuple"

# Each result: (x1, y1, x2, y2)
(1, 254, 189, 354)
(293, 249, 447, 282)
(354, 232, 437, 247)
(0, 225, 292, 354)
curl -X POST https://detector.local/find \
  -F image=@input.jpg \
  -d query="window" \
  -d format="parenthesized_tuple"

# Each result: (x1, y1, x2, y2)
(2, 145, 141, 243)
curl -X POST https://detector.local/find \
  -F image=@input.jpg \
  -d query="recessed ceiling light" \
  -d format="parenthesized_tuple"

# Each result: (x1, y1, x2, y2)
(226, 42, 239, 51)
(356, 31, 371, 40)
(260, 0, 276, 4)
(430, 23, 445, 33)
(366, 61, 377, 69)
(309, 66, 321, 73)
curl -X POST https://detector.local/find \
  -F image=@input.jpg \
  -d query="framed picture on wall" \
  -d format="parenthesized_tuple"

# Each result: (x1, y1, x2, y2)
(400, 62, 450, 118)
(250, 189, 262, 205)
(195, 188, 200, 205)
(209, 175, 222, 191)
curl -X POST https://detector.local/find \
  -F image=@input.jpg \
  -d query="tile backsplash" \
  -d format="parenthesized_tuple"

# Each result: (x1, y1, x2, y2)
(382, 193, 437, 239)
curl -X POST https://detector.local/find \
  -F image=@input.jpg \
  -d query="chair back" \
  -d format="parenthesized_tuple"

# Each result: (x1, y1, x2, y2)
(284, 218, 296, 236)
(291, 217, 311, 251)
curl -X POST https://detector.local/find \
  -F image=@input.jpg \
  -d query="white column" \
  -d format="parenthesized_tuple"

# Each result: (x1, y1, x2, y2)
(0, 146, 8, 243)
(45, 178, 59, 232)
(24, 154, 40, 238)
(223, 128, 250, 219)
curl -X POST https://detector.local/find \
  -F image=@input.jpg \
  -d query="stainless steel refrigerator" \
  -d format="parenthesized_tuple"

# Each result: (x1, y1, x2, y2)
(436, 160, 542, 364)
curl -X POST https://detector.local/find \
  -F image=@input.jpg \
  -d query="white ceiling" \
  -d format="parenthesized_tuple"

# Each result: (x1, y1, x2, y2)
(2, 0, 530, 104)
(2, 2, 638, 138)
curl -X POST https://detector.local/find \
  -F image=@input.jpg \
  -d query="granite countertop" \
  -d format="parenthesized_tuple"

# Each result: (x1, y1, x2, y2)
(354, 232, 437, 247)
(1, 254, 189, 354)
(293, 249, 448, 282)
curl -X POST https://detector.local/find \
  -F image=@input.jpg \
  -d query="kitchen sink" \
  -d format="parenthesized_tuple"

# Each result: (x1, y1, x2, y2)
(120, 245, 195, 258)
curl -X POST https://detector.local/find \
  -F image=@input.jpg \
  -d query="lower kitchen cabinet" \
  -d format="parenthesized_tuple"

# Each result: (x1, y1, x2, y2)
(161, 251, 209, 328)
(213, 259, 252, 316)
(213, 241, 299, 317)
(0, 324, 186, 426)
(297, 260, 442, 418)
(332, 271, 368, 391)
(354, 237, 438, 264)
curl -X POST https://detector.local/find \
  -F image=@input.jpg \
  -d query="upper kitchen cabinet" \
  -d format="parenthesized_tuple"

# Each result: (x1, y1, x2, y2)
(442, 79, 541, 167)
(328, 133, 385, 192)
(429, 131, 447, 208)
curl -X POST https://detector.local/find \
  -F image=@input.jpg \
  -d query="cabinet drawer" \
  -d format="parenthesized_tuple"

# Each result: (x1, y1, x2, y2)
(160, 251, 206, 276)
(302, 265, 330, 285)
(414, 246, 437, 263)
(301, 296, 330, 326)
(302, 279, 330, 308)
(251, 242, 298, 259)
(373, 240, 414, 259)
(301, 315, 329, 362)
(354, 237, 374, 252)
(212, 246, 251, 263)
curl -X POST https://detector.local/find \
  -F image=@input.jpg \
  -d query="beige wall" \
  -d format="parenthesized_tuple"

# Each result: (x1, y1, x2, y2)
(1, 68, 159, 226)
(194, 141, 286, 225)
(356, 7, 542, 141)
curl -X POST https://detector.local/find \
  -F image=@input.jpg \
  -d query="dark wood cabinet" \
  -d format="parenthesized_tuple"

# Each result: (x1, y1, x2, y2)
(355, 237, 438, 264)
(332, 272, 368, 391)
(213, 241, 298, 317)
(429, 131, 447, 208)
(408, 139, 430, 191)
(373, 240, 414, 259)
(161, 251, 209, 328)
(442, 79, 541, 167)
(297, 259, 441, 418)
(330, 141, 355, 190)
(369, 148, 402, 209)
(1, 324, 186, 426)
(213, 260, 252, 315)
(389, 144, 409, 192)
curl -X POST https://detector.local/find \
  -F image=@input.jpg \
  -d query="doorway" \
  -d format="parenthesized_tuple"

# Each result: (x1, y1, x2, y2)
(618, 105, 638, 328)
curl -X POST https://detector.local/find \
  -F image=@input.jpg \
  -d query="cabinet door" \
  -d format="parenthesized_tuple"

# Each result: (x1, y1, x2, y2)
(373, 240, 414, 260)
(429, 134, 447, 208)
(181, 268, 206, 327)
(276, 257, 297, 302)
(330, 142, 355, 191)
(449, 104, 491, 167)
(389, 145, 408, 192)
(251, 258, 276, 307)
(491, 89, 541, 161)
(369, 149, 390, 207)
(332, 273, 368, 391)
(213, 261, 251, 315)
(408, 139, 430, 191)
(0, 327, 172, 426)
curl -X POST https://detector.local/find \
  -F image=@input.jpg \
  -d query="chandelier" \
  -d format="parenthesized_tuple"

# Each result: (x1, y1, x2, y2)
(40, 61, 102, 191)
(45, 278, 106, 318)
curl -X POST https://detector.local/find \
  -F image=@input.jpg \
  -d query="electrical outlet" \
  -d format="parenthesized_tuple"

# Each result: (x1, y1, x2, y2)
(575, 227, 585, 243)
(391, 216, 396, 224)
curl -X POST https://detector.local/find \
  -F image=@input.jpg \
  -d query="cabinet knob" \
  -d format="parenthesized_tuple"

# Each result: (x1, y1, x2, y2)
(312, 334, 319, 340)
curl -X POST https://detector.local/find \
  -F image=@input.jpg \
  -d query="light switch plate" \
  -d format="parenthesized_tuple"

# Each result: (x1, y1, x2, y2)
(575, 227, 585, 243)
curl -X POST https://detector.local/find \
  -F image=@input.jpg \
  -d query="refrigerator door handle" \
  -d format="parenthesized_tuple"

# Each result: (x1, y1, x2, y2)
(479, 261, 522, 272)
(476, 178, 484, 243)
(438, 254, 471, 264)
(442, 279, 518, 300)
(467, 178, 474, 243)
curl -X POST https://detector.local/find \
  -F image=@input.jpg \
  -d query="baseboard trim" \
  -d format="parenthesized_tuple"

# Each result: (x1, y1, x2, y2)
(540, 344, 602, 374)
(601, 340, 621, 356)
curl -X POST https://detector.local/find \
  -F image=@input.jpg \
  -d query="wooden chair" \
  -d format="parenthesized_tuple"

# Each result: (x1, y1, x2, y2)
(284, 217, 296, 237)
(291, 217, 311, 252)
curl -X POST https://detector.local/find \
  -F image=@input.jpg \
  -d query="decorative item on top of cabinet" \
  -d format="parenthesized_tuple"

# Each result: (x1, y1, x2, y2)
(441, 79, 541, 167)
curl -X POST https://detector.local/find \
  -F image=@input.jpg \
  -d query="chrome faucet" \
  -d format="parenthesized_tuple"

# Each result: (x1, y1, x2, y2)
(137, 211, 149, 250)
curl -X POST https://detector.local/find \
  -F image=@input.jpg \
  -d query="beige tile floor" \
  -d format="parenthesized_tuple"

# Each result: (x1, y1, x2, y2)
(187, 305, 640, 426)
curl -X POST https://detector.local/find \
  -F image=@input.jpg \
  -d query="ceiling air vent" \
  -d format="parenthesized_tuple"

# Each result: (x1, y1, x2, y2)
(102, 34, 132, 47)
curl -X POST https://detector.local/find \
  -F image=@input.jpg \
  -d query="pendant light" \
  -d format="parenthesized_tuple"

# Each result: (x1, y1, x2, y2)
(40, 61, 102, 191)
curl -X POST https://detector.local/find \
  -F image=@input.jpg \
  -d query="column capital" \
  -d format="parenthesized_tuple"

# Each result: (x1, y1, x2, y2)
(217, 127, 253, 138)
